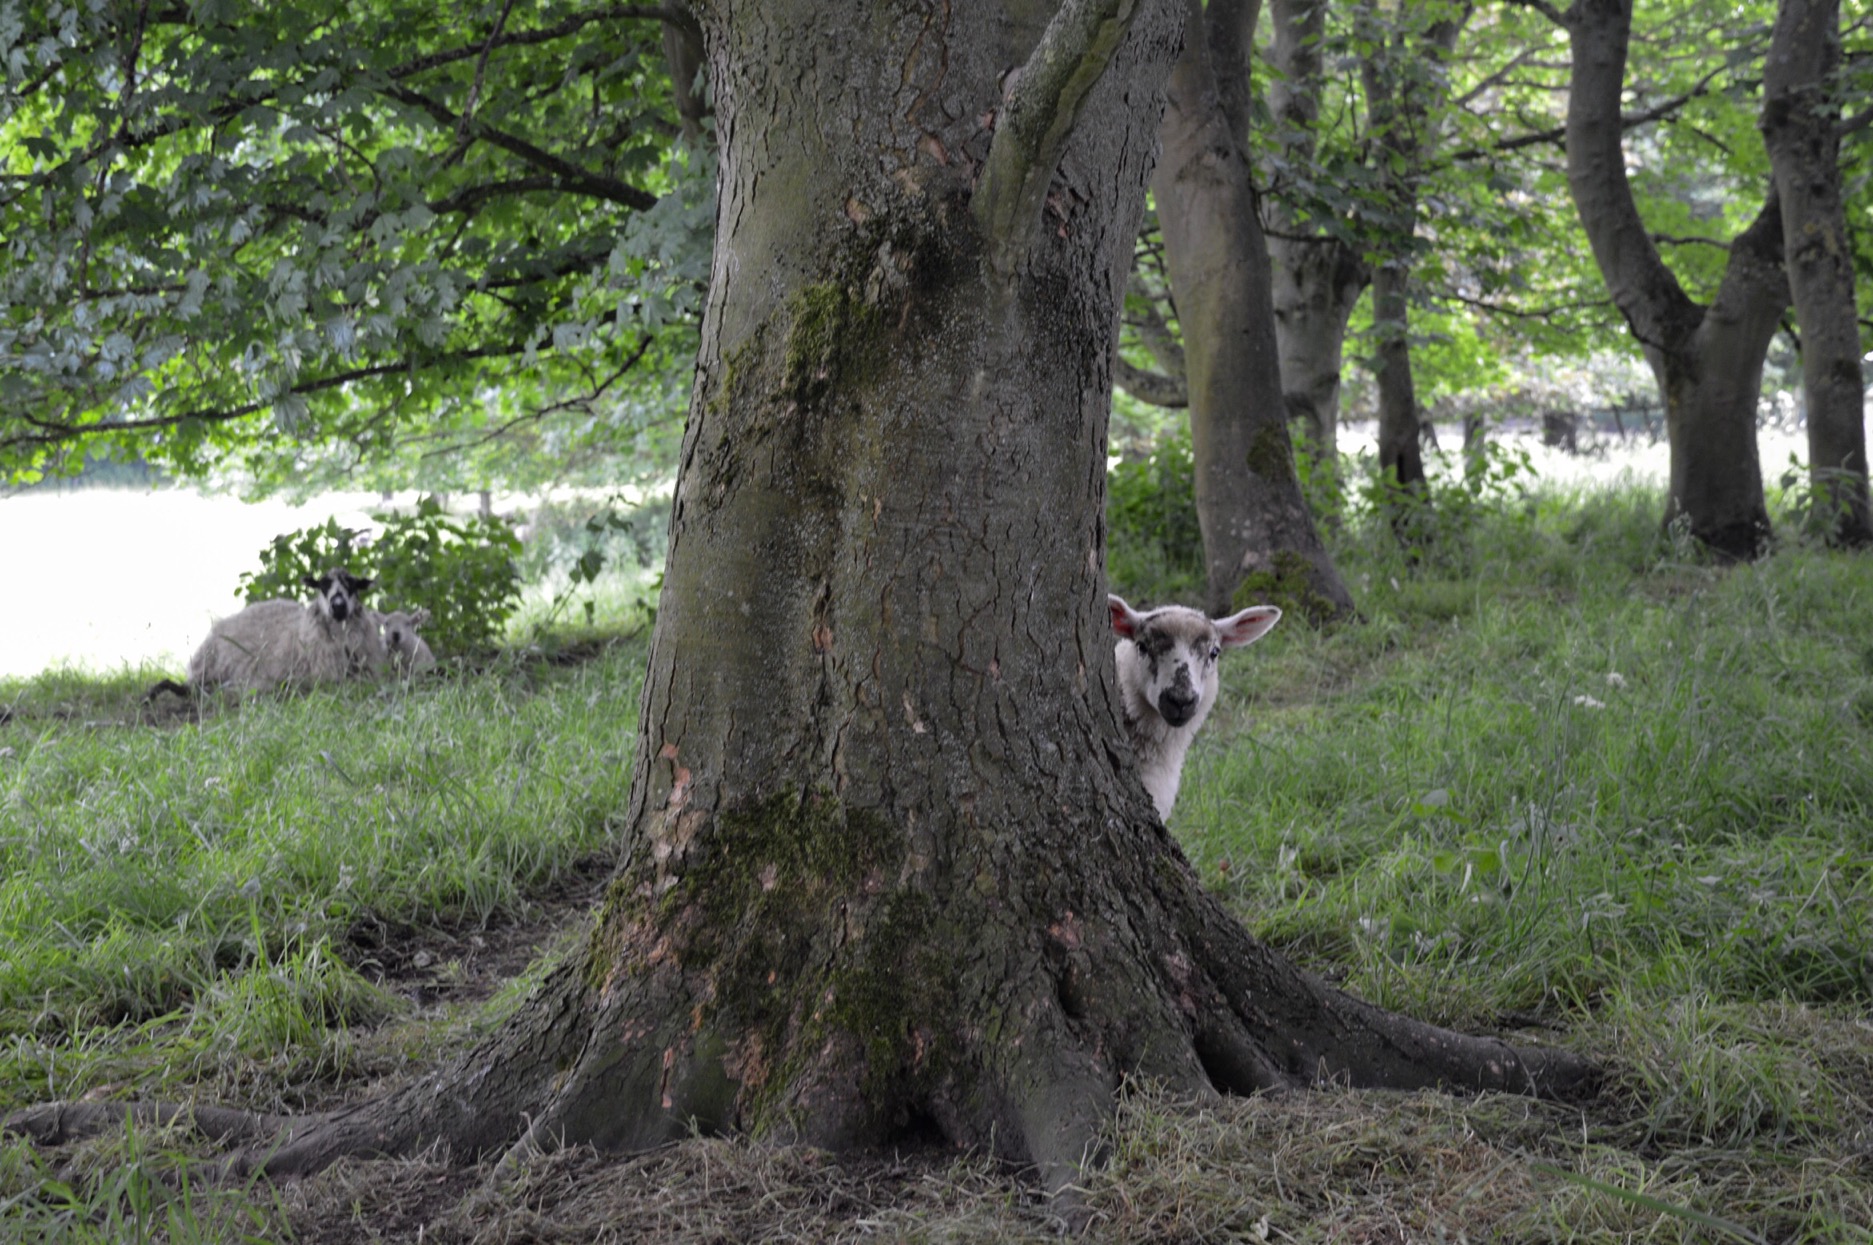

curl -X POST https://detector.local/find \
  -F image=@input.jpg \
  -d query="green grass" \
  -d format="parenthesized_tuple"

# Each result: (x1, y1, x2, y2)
(1156, 478, 1873, 1240)
(4, 476, 1873, 1241)
(1183, 493, 1873, 1023)
(0, 641, 641, 1118)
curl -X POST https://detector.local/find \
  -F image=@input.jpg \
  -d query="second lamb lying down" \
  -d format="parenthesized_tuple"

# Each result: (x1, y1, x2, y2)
(372, 608, 436, 676)
(188, 569, 388, 693)
(1109, 593, 1282, 819)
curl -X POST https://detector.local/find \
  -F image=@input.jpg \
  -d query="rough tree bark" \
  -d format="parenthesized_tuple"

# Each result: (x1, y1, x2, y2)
(4, 0, 1594, 1196)
(1565, 0, 1785, 559)
(1151, 0, 1356, 620)
(1266, 0, 1370, 466)
(1761, 0, 1870, 546)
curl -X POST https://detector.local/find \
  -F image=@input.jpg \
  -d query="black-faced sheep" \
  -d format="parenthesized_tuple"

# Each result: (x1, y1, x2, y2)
(1109, 593, 1281, 818)
(185, 569, 387, 693)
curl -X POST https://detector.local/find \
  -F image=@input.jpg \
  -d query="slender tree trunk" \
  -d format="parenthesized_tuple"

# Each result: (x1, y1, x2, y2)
(1370, 260, 1428, 502)
(1761, 0, 1870, 546)
(1357, 0, 1469, 539)
(6, 0, 1596, 1196)
(1565, 0, 1783, 559)
(1266, 0, 1369, 467)
(1151, 0, 1355, 620)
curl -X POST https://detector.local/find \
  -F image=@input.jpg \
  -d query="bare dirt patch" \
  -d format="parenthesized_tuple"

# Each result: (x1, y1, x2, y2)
(343, 852, 615, 1012)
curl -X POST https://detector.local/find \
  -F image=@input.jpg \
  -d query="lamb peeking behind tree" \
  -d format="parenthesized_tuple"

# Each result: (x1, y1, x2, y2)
(1110, 594, 1281, 819)
(180, 569, 387, 694)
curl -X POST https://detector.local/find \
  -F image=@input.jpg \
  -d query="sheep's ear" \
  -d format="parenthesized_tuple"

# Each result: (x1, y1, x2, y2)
(1108, 594, 1143, 638)
(304, 574, 327, 592)
(349, 575, 377, 596)
(1216, 605, 1281, 649)
(410, 608, 432, 627)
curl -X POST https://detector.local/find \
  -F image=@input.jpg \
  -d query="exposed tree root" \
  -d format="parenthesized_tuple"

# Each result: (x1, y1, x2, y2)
(3, 835, 1598, 1202)
(2, 1100, 293, 1149)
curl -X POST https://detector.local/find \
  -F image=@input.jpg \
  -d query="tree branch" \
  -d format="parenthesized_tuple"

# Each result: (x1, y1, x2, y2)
(427, 175, 564, 216)
(384, 6, 689, 82)
(0, 342, 534, 452)
(1438, 288, 1613, 320)
(1113, 356, 1187, 407)
(385, 86, 658, 210)
(1451, 62, 1728, 161)
(416, 335, 659, 459)
(446, 0, 522, 164)
(974, 0, 1149, 274)
(1126, 273, 1187, 379)
(1649, 231, 1732, 251)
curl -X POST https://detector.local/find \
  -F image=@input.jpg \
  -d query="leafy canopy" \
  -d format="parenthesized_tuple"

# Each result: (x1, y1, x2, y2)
(0, 1, 710, 489)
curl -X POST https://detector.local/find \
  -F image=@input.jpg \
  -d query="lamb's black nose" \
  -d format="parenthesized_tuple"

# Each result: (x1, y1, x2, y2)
(1159, 689, 1197, 727)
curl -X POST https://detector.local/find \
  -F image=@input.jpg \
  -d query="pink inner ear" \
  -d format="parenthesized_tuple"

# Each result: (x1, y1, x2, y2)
(1108, 596, 1138, 638)
(1217, 606, 1281, 648)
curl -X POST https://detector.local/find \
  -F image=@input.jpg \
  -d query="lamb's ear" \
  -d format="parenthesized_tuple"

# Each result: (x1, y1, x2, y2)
(349, 575, 377, 596)
(304, 574, 328, 592)
(1216, 605, 1281, 648)
(410, 608, 431, 627)
(1108, 594, 1143, 639)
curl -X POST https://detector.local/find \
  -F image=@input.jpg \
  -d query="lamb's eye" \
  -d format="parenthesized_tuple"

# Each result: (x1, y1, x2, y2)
(1209, 645, 1221, 661)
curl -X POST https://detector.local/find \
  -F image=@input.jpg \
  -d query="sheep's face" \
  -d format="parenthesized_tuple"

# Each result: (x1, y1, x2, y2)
(305, 569, 375, 624)
(381, 608, 432, 667)
(1109, 595, 1281, 728)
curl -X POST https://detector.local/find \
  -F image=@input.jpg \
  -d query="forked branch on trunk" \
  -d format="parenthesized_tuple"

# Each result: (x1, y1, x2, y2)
(975, 0, 1146, 273)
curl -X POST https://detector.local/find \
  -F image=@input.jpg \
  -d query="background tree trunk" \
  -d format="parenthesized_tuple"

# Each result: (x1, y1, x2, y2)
(1369, 261, 1429, 505)
(1152, 0, 1356, 620)
(1266, 0, 1369, 468)
(1358, 0, 1470, 539)
(1761, 0, 1871, 546)
(1565, 0, 1783, 559)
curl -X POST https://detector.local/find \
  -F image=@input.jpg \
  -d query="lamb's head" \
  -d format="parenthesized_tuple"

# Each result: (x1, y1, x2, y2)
(1109, 594, 1281, 732)
(379, 607, 436, 673)
(303, 569, 376, 625)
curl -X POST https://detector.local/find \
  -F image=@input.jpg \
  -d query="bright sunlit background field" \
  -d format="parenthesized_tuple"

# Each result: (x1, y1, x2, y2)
(0, 423, 1820, 680)
(0, 489, 384, 679)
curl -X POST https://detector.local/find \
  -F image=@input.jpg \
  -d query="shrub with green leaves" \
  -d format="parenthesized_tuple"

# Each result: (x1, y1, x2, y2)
(1106, 429, 1204, 603)
(1352, 438, 1539, 574)
(238, 499, 522, 656)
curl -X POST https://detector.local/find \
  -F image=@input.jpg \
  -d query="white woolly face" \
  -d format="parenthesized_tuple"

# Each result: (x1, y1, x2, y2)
(1109, 595, 1281, 728)
(380, 608, 431, 664)
(304, 569, 375, 624)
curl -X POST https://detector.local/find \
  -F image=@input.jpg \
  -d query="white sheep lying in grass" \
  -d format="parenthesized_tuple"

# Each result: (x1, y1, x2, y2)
(184, 569, 388, 693)
(1109, 593, 1281, 819)
(372, 608, 436, 676)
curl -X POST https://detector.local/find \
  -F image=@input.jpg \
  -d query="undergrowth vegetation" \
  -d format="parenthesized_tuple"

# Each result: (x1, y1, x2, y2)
(1, 456, 1870, 1241)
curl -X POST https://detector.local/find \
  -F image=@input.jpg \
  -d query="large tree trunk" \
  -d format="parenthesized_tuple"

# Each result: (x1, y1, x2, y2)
(1266, 0, 1369, 466)
(5, 0, 1595, 1195)
(1151, 0, 1355, 620)
(1566, 0, 1784, 560)
(1761, 0, 1871, 546)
